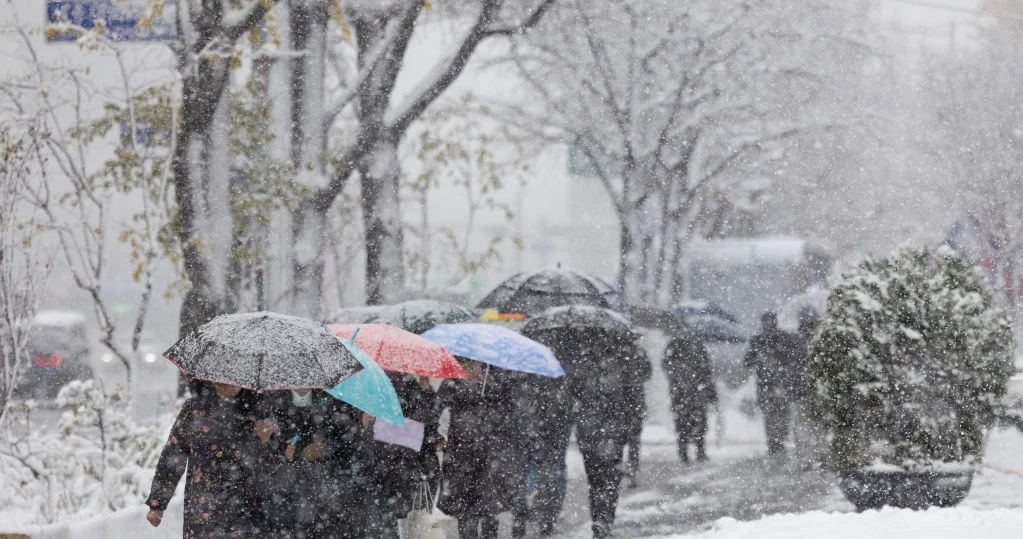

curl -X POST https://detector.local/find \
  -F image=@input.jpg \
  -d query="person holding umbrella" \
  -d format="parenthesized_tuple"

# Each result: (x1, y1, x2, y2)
(145, 382, 264, 536)
(421, 323, 563, 539)
(522, 306, 641, 539)
(148, 311, 364, 537)
(256, 389, 366, 538)
(327, 323, 466, 538)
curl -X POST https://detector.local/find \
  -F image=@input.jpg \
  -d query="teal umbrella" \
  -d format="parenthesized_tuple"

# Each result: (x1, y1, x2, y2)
(325, 331, 406, 428)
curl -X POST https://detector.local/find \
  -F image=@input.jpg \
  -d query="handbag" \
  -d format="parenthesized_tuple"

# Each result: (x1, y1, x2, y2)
(402, 481, 444, 539)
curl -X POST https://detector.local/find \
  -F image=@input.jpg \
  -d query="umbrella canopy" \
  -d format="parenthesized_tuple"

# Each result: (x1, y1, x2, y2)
(326, 334, 406, 428)
(421, 323, 564, 377)
(476, 268, 621, 316)
(522, 305, 634, 335)
(675, 301, 746, 343)
(367, 299, 474, 334)
(163, 311, 360, 390)
(326, 323, 466, 379)
(325, 305, 387, 324)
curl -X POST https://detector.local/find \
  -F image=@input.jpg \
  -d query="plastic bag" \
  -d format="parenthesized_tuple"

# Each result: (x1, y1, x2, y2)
(402, 482, 444, 539)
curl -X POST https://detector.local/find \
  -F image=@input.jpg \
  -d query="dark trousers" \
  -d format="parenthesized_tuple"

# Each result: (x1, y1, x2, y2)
(671, 403, 709, 461)
(458, 515, 498, 539)
(760, 396, 790, 455)
(513, 423, 571, 536)
(576, 431, 625, 529)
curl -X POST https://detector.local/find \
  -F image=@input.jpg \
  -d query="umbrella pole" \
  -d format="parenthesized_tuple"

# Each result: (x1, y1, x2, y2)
(481, 364, 490, 396)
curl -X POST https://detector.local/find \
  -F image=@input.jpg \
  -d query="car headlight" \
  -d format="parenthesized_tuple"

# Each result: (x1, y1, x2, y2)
(101, 353, 114, 363)
(144, 352, 157, 363)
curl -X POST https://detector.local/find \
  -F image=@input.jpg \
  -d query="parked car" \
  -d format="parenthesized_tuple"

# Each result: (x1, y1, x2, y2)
(675, 300, 746, 343)
(16, 310, 93, 399)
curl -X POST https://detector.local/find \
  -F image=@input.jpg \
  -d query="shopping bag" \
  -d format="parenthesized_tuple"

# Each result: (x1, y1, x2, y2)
(403, 481, 444, 539)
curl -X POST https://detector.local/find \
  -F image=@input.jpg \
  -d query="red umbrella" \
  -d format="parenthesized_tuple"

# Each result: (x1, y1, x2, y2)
(327, 323, 467, 379)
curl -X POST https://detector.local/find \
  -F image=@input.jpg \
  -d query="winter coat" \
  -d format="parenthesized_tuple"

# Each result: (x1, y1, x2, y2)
(257, 390, 363, 532)
(146, 393, 262, 538)
(743, 328, 797, 402)
(786, 329, 813, 402)
(662, 333, 717, 410)
(360, 374, 442, 506)
(436, 369, 528, 518)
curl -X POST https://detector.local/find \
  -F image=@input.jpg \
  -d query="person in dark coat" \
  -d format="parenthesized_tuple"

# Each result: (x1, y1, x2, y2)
(256, 388, 365, 539)
(145, 382, 262, 537)
(662, 330, 717, 463)
(743, 312, 796, 456)
(438, 360, 528, 539)
(788, 307, 823, 467)
(511, 373, 572, 537)
(620, 346, 652, 487)
(360, 373, 442, 538)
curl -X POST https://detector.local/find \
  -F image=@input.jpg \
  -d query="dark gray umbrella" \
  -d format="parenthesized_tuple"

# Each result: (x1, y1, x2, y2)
(476, 268, 620, 316)
(163, 311, 360, 390)
(367, 299, 473, 334)
(522, 305, 634, 335)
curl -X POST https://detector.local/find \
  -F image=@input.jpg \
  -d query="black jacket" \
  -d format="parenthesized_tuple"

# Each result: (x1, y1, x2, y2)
(663, 333, 717, 408)
(146, 393, 261, 538)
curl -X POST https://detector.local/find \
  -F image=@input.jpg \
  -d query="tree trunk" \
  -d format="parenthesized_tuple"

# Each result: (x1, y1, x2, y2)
(360, 133, 406, 305)
(292, 198, 328, 319)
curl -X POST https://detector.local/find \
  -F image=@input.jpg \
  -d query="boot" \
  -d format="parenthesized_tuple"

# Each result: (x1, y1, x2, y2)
(696, 440, 709, 463)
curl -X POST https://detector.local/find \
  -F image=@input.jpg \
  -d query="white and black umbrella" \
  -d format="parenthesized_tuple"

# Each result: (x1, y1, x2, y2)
(164, 311, 360, 390)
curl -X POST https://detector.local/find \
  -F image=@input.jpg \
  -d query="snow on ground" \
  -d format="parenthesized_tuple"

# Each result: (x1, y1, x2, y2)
(651, 507, 1023, 539)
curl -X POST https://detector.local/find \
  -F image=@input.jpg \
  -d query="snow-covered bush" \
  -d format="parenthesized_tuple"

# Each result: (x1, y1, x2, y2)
(807, 247, 1015, 470)
(0, 380, 167, 524)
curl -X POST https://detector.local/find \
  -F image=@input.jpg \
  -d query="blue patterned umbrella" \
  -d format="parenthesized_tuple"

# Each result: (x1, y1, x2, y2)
(420, 323, 564, 378)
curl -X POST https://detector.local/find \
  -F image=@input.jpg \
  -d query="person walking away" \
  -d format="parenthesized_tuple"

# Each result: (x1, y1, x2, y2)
(662, 330, 717, 463)
(145, 382, 263, 537)
(360, 373, 442, 538)
(438, 360, 528, 539)
(743, 312, 795, 456)
(570, 329, 638, 538)
(510, 373, 572, 537)
(256, 388, 365, 539)
(787, 307, 824, 468)
(620, 345, 652, 487)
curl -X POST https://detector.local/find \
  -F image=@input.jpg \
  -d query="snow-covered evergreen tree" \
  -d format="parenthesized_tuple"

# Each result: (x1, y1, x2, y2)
(808, 247, 1015, 470)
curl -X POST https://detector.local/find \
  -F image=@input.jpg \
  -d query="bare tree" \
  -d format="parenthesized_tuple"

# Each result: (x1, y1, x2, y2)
(931, 21, 1023, 312)
(0, 119, 49, 422)
(169, 0, 280, 337)
(507, 0, 870, 306)
(270, 0, 556, 315)
(0, 18, 176, 398)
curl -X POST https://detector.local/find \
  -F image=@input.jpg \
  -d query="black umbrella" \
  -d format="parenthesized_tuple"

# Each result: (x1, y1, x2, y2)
(476, 268, 621, 316)
(522, 305, 634, 335)
(366, 299, 474, 334)
(164, 311, 361, 390)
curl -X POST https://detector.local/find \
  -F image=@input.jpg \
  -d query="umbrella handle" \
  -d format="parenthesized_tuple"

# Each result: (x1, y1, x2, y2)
(349, 327, 361, 343)
(480, 364, 490, 396)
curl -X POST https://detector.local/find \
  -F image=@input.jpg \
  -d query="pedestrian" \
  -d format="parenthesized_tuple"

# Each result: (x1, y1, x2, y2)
(360, 373, 442, 538)
(743, 312, 796, 456)
(563, 329, 636, 539)
(662, 330, 717, 464)
(256, 388, 365, 539)
(511, 373, 572, 537)
(437, 359, 527, 539)
(620, 345, 652, 487)
(145, 382, 263, 537)
(787, 307, 825, 468)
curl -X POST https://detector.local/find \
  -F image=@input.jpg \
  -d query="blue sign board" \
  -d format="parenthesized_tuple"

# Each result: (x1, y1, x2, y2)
(46, 0, 177, 42)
